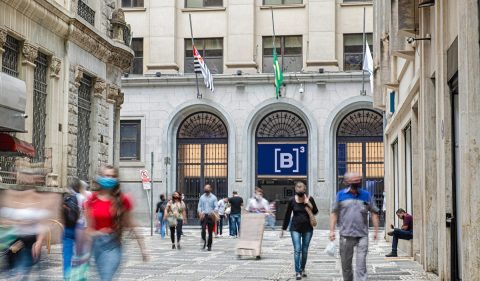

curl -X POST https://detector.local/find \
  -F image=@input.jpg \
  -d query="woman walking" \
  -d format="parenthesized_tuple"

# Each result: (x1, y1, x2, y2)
(85, 165, 147, 281)
(165, 191, 187, 249)
(281, 182, 318, 280)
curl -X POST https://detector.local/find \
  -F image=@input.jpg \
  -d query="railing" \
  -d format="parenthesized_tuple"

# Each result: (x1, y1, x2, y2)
(78, 0, 95, 26)
(123, 24, 132, 46)
(0, 156, 47, 186)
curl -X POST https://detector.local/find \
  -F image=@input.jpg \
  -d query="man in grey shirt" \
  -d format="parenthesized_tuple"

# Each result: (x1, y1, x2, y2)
(329, 172, 379, 281)
(197, 184, 218, 251)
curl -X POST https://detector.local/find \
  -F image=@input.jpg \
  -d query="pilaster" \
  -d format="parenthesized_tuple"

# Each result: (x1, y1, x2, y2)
(19, 41, 39, 143)
(0, 26, 7, 69)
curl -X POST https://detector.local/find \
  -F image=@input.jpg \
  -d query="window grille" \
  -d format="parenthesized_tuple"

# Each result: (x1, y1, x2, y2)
(77, 75, 92, 181)
(78, 0, 95, 26)
(256, 111, 307, 138)
(2, 36, 20, 77)
(32, 53, 48, 163)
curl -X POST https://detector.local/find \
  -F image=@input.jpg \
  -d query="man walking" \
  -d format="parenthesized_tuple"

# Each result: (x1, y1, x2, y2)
(385, 208, 413, 257)
(329, 172, 379, 281)
(197, 184, 218, 251)
(155, 194, 167, 239)
(228, 191, 243, 238)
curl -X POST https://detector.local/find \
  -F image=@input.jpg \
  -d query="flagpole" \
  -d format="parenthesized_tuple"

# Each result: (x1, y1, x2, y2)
(189, 14, 202, 99)
(271, 7, 278, 99)
(361, 7, 366, 96)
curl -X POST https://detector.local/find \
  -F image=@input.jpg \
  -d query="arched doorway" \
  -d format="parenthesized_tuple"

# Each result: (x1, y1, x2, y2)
(256, 110, 308, 224)
(336, 109, 385, 225)
(176, 112, 228, 224)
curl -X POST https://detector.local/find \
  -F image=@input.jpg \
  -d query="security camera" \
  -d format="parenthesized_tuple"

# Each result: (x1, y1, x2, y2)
(299, 84, 304, 94)
(406, 37, 415, 44)
(17, 113, 28, 118)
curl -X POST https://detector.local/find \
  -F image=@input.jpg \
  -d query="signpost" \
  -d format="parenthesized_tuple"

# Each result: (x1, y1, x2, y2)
(140, 155, 154, 236)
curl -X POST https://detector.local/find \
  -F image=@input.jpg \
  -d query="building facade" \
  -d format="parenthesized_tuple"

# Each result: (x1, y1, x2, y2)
(120, 0, 384, 227)
(374, 0, 480, 280)
(0, 0, 132, 193)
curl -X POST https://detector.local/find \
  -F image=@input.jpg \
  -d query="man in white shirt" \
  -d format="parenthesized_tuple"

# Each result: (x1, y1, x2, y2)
(246, 187, 270, 213)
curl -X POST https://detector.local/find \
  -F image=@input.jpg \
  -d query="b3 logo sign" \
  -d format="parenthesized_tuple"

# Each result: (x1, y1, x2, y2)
(275, 147, 305, 172)
(257, 143, 307, 176)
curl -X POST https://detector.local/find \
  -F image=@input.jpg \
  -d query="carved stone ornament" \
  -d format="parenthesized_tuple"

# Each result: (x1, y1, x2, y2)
(50, 57, 62, 78)
(106, 85, 119, 103)
(93, 78, 107, 98)
(74, 66, 84, 86)
(0, 26, 7, 48)
(110, 9, 127, 43)
(22, 42, 38, 65)
(111, 9, 126, 24)
(116, 92, 124, 107)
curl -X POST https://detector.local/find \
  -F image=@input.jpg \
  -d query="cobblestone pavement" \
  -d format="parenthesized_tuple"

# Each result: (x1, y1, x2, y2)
(29, 228, 438, 281)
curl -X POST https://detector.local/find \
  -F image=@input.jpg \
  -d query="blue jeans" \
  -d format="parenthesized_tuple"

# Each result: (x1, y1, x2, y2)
(266, 214, 276, 230)
(62, 226, 76, 279)
(157, 212, 166, 239)
(92, 234, 122, 281)
(229, 214, 241, 236)
(290, 230, 313, 274)
(392, 229, 413, 251)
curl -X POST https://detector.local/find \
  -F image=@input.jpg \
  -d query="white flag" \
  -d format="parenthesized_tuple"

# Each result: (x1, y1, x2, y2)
(193, 45, 214, 92)
(363, 41, 374, 94)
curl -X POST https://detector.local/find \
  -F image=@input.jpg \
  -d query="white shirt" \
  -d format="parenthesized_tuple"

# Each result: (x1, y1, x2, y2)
(246, 196, 270, 213)
(217, 200, 226, 215)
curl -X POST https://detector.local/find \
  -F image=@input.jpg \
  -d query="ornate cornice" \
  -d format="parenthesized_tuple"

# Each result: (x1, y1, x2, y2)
(22, 41, 38, 67)
(50, 57, 62, 78)
(93, 78, 107, 98)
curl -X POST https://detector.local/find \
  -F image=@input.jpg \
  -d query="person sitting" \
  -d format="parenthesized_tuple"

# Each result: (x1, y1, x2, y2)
(385, 208, 413, 257)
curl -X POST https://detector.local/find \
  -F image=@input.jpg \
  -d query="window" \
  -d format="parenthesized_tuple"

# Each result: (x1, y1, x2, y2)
(404, 124, 412, 214)
(392, 139, 399, 227)
(122, 0, 144, 8)
(33, 53, 48, 163)
(185, 0, 223, 8)
(77, 0, 95, 26)
(130, 38, 143, 74)
(343, 0, 372, 2)
(184, 38, 223, 74)
(343, 33, 373, 71)
(120, 120, 141, 161)
(263, 36, 302, 73)
(2, 35, 20, 77)
(77, 75, 93, 181)
(263, 0, 302, 4)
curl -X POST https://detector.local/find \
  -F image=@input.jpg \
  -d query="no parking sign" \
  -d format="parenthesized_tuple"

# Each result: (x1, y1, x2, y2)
(139, 169, 151, 190)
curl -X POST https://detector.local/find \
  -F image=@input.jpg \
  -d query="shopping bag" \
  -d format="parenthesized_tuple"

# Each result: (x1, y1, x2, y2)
(324, 241, 337, 257)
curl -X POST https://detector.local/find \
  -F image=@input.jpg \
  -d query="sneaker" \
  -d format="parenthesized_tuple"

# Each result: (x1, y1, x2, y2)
(202, 240, 206, 249)
(385, 251, 398, 257)
(177, 244, 181, 250)
(301, 270, 307, 277)
(387, 231, 394, 236)
(207, 247, 212, 251)
(172, 244, 176, 250)
(295, 273, 302, 280)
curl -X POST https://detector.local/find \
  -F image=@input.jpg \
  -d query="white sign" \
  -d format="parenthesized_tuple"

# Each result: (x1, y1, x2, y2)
(140, 169, 151, 190)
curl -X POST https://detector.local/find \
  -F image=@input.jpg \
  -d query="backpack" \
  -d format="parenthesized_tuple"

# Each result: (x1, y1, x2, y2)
(63, 193, 80, 228)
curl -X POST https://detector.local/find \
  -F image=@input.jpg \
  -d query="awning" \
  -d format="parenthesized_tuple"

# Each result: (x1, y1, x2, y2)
(0, 72, 27, 132)
(0, 133, 35, 157)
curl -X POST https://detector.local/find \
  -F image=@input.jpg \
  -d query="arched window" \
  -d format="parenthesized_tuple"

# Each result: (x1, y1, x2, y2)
(256, 111, 308, 139)
(176, 112, 228, 223)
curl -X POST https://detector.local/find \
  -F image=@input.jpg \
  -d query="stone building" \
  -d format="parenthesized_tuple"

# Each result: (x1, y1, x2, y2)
(0, 0, 132, 193)
(373, 0, 480, 280)
(120, 0, 385, 227)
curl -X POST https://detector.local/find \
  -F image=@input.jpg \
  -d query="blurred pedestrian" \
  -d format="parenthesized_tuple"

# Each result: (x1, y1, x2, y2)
(216, 198, 227, 237)
(246, 187, 269, 214)
(281, 182, 318, 280)
(228, 191, 243, 238)
(165, 191, 187, 250)
(330, 172, 379, 281)
(197, 184, 218, 251)
(155, 194, 167, 239)
(85, 165, 148, 281)
(266, 200, 277, 230)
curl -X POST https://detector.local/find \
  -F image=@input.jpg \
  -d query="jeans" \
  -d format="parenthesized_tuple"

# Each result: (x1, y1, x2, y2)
(62, 227, 76, 279)
(170, 219, 183, 244)
(266, 214, 276, 230)
(92, 234, 122, 281)
(157, 212, 166, 239)
(339, 236, 369, 281)
(392, 229, 413, 252)
(216, 215, 225, 235)
(229, 214, 241, 236)
(201, 216, 215, 248)
(290, 231, 313, 274)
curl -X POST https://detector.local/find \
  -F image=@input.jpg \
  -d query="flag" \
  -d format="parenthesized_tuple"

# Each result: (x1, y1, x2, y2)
(193, 45, 214, 92)
(363, 40, 374, 94)
(273, 47, 283, 98)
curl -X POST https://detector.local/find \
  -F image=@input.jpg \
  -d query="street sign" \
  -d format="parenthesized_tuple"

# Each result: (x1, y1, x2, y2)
(140, 169, 151, 190)
(257, 143, 308, 177)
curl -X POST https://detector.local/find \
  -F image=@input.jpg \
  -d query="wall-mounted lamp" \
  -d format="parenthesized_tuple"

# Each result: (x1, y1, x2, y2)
(155, 72, 161, 77)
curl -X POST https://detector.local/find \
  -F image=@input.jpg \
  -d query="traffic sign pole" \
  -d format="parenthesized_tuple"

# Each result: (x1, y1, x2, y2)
(150, 152, 154, 236)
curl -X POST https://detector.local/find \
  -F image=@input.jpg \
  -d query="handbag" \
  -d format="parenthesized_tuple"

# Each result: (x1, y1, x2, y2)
(305, 205, 317, 227)
(210, 212, 220, 222)
(167, 215, 177, 227)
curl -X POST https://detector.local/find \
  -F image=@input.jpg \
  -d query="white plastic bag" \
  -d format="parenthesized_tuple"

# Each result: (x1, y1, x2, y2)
(324, 241, 337, 257)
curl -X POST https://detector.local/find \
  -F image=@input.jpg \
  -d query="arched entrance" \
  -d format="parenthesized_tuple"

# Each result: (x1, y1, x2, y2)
(255, 110, 308, 224)
(176, 112, 228, 223)
(336, 109, 385, 225)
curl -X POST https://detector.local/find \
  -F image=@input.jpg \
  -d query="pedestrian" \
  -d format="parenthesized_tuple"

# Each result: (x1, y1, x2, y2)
(228, 191, 243, 238)
(385, 208, 413, 257)
(85, 165, 148, 281)
(329, 172, 379, 281)
(216, 198, 227, 237)
(155, 194, 167, 239)
(281, 182, 318, 280)
(197, 184, 218, 251)
(266, 200, 277, 230)
(165, 191, 187, 250)
(245, 187, 270, 213)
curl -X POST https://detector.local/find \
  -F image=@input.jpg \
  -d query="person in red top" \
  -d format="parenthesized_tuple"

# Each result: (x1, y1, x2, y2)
(385, 208, 413, 257)
(85, 165, 148, 281)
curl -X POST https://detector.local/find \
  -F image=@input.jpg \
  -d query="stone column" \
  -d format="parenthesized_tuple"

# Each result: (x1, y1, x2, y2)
(0, 26, 7, 69)
(19, 41, 39, 143)
(107, 85, 121, 166)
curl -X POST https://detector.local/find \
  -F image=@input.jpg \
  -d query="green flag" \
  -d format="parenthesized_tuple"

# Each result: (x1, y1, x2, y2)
(273, 48, 283, 99)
